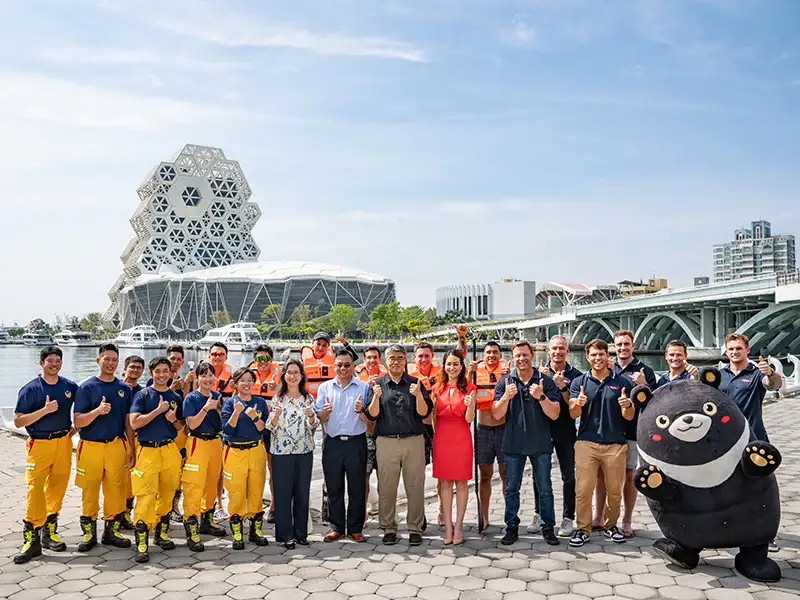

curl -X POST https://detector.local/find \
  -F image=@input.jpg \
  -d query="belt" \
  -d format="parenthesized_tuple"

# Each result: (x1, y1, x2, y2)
(29, 430, 69, 440)
(379, 433, 420, 439)
(190, 432, 220, 441)
(328, 433, 366, 442)
(477, 423, 505, 430)
(224, 440, 260, 449)
(83, 437, 121, 444)
(138, 439, 174, 448)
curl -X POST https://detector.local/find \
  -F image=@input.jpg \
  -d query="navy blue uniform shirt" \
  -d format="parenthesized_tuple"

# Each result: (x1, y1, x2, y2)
(146, 377, 184, 399)
(544, 361, 583, 441)
(570, 371, 634, 445)
(366, 373, 433, 437)
(494, 369, 560, 457)
(655, 370, 692, 388)
(614, 358, 656, 441)
(221, 395, 268, 443)
(183, 390, 223, 436)
(15, 376, 78, 436)
(74, 377, 131, 442)
(130, 387, 182, 443)
(720, 362, 769, 441)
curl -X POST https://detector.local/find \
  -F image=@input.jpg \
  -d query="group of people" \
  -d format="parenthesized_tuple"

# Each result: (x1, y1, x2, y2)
(12, 324, 782, 564)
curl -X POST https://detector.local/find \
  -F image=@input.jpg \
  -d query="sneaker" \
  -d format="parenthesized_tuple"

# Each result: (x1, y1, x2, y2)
(409, 533, 423, 546)
(569, 530, 590, 548)
(542, 528, 560, 546)
(501, 527, 519, 546)
(557, 518, 574, 538)
(603, 525, 626, 544)
(526, 514, 541, 534)
(769, 539, 779, 553)
(383, 532, 398, 545)
(214, 507, 229, 521)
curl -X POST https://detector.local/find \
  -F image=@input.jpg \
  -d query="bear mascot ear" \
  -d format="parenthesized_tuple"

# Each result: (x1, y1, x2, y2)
(698, 367, 721, 389)
(631, 385, 652, 408)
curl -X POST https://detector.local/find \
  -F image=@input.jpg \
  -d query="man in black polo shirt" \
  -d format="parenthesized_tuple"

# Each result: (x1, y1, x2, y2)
(569, 339, 635, 548)
(366, 344, 432, 546)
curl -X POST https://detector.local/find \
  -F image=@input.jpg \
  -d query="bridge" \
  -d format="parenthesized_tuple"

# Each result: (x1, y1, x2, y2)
(421, 271, 800, 358)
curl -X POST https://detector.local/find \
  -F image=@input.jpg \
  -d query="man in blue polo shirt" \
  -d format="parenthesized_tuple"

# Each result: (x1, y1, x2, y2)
(120, 355, 145, 531)
(493, 340, 562, 546)
(316, 349, 371, 542)
(13, 346, 78, 564)
(655, 340, 699, 387)
(569, 338, 635, 548)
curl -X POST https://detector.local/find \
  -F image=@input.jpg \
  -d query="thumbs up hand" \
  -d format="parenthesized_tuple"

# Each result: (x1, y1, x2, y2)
(465, 389, 476, 409)
(538, 360, 550, 376)
(454, 324, 468, 338)
(529, 381, 544, 400)
(372, 384, 382, 400)
(97, 396, 111, 415)
(632, 368, 647, 386)
(757, 355, 773, 376)
(157, 395, 170, 414)
(553, 370, 565, 390)
(353, 394, 363, 413)
(272, 404, 283, 420)
(165, 406, 177, 423)
(618, 387, 632, 409)
(233, 399, 245, 414)
(576, 386, 588, 407)
(685, 362, 699, 378)
(321, 397, 333, 416)
(43, 395, 58, 415)
(504, 382, 518, 400)
(245, 405, 258, 420)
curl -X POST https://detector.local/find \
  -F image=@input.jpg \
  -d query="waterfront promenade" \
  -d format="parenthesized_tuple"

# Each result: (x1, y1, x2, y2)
(2, 400, 800, 599)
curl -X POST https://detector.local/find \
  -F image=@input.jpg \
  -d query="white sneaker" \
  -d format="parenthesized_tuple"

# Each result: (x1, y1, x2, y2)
(526, 514, 541, 534)
(557, 518, 574, 537)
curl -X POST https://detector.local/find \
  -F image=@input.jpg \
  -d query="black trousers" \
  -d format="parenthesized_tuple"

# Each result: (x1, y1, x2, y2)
(322, 434, 367, 535)
(271, 451, 313, 542)
(533, 435, 576, 520)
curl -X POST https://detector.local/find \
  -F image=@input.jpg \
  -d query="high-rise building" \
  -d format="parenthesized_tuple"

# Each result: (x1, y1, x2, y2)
(713, 220, 796, 282)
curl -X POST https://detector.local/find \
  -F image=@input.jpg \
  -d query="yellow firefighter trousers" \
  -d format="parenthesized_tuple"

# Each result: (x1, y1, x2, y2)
(182, 437, 222, 519)
(75, 438, 128, 521)
(131, 443, 182, 528)
(24, 435, 73, 527)
(223, 442, 267, 519)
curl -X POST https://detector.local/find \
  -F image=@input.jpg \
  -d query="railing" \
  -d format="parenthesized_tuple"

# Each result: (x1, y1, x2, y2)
(777, 269, 800, 286)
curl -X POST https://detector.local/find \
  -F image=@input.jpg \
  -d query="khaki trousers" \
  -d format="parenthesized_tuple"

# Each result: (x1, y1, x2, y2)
(575, 440, 627, 534)
(376, 435, 426, 534)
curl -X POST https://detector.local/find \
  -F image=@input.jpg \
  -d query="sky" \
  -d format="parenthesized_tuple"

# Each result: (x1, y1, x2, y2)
(1, 0, 799, 326)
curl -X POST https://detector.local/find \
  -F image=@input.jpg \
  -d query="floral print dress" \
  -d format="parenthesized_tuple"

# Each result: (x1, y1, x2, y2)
(266, 394, 316, 455)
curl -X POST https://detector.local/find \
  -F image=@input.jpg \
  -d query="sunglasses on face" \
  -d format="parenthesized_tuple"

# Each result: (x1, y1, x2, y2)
(209, 352, 226, 358)
(254, 355, 272, 363)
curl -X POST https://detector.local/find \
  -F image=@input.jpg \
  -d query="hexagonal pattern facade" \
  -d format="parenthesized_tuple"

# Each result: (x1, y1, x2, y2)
(106, 144, 261, 322)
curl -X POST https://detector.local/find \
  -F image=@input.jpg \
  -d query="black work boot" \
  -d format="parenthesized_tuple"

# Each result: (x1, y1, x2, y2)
(101, 514, 131, 548)
(230, 515, 245, 550)
(153, 515, 176, 550)
(170, 490, 183, 523)
(14, 521, 42, 564)
(248, 511, 269, 546)
(77, 516, 97, 552)
(41, 514, 67, 552)
(120, 498, 134, 530)
(134, 521, 150, 563)
(199, 506, 226, 536)
(184, 516, 205, 552)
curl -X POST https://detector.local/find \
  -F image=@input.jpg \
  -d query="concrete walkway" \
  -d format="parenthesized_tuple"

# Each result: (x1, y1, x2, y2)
(2, 399, 800, 599)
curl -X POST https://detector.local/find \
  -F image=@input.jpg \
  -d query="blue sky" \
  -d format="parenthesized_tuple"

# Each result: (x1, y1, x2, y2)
(1, 0, 799, 325)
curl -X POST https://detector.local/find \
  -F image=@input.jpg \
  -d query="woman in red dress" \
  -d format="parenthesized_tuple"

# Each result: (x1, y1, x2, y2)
(432, 350, 476, 545)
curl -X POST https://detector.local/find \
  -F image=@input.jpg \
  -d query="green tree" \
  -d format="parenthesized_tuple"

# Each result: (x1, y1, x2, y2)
(398, 305, 431, 336)
(28, 318, 49, 332)
(326, 304, 359, 336)
(7, 327, 25, 337)
(209, 310, 232, 328)
(79, 312, 105, 337)
(259, 304, 283, 324)
(431, 309, 468, 327)
(368, 302, 400, 338)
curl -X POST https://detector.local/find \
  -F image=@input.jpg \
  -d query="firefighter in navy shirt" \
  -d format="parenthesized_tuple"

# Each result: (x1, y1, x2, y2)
(120, 354, 145, 530)
(12, 346, 78, 564)
(129, 357, 184, 562)
(655, 340, 699, 388)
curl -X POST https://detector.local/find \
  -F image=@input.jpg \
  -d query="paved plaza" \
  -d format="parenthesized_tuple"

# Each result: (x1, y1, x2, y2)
(2, 398, 800, 600)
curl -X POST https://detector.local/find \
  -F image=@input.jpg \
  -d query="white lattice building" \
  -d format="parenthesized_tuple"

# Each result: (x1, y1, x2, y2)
(106, 144, 394, 335)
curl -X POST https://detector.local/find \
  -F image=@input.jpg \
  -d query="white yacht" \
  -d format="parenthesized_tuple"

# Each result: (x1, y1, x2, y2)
(54, 329, 96, 347)
(22, 331, 54, 346)
(114, 325, 165, 349)
(198, 322, 263, 352)
(0, 330, 10, 344)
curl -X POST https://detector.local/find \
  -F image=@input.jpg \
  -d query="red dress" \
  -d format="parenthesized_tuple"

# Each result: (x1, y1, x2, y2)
(432, 383, 476, 481)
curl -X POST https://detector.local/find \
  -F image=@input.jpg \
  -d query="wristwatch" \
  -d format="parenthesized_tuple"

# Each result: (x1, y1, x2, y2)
(557, 386, 569, 393)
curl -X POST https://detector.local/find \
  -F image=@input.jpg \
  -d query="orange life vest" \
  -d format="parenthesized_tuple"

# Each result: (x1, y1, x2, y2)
(407, 360, 441, 392)
(301, 346, 335, 398)
(355, 364, 387, 382)
(209, 362, 234, 398)
(474, 359, 509, 411)
(249, 361, 281, 399)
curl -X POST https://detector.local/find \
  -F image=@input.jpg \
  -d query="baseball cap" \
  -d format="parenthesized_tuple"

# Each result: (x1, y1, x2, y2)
(312, 332, 331, 342)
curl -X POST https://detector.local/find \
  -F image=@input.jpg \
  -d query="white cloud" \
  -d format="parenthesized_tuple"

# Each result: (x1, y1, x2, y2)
(500, 14, 537, 48)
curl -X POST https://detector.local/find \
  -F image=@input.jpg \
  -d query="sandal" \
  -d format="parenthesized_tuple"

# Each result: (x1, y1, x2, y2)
(620, 525, 635, 538)
(443, 524, 453, 545)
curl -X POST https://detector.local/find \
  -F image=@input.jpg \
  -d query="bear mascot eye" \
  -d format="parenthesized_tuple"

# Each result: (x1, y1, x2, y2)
(656, 415, 671, 428)
(703, 401, 717, 416)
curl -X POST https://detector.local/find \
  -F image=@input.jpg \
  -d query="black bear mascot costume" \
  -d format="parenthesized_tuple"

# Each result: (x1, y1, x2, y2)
(632, 367, 782, 583)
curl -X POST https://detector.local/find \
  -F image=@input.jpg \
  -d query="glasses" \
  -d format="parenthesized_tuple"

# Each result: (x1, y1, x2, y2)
(386, 356, 406, 363)
(335, 363, 353, 369)
(254, 355, 271, 363)
(209, 352, 226, 358)
(285, 371, 302, 377)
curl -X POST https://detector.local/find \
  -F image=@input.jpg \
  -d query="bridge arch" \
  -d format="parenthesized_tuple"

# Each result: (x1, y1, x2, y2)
(571, 318, 616, 345)
(634, 311, 702, 351)
(737, 303, 800, 355)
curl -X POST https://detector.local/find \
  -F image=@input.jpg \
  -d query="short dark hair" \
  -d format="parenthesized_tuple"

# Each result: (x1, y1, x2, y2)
(613, 330, 634, 343)
(210, 342, 228, 354)
(665, 339, 688, 354)
(586, 339, 609, 353)
(415, 342, 434, 353)
(363, 345, 381, 357)
(195, 362, 216, 378)
(725, 333, 749, 347)
(166, 344, 184, 357)
(232, 367, 257, 385)
(40, 346, 63, 362)
(149, 356, 172, 372)
(254, 344, 274, 359)
(334, 349, 354, 361)
(124, 355, 145, 368)
(511, 340, 534, 354)
(483, 341, 501, 352)
(98, 343, 119, 356)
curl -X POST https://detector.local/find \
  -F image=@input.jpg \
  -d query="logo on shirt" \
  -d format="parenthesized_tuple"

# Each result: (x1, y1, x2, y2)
(256, 410, 263, 418)
(170, 401, 177, 410)
(608, 386, 620, 391)
(118, 390, 125, 398)
(741, 378, 753, 383)
(65, 391, 72, 399)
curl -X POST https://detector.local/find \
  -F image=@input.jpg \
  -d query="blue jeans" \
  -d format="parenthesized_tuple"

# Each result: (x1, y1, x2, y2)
(504, 453, 555, 532)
